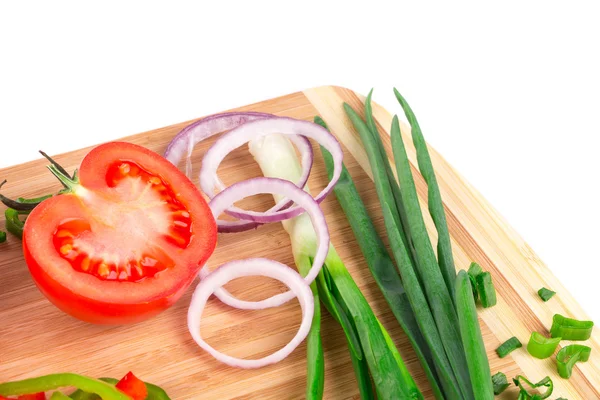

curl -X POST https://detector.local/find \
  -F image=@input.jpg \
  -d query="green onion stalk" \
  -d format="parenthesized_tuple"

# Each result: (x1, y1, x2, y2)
(249, 134, 421, 400)
(334, 89, 498, 399)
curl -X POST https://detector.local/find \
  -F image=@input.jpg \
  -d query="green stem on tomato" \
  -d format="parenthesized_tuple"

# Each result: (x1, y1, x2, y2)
(47, 165, 80, 193)
(39, 150, 73, 180)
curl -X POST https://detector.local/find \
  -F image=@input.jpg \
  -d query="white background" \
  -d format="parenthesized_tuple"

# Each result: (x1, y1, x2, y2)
(1, 1, 598, 321)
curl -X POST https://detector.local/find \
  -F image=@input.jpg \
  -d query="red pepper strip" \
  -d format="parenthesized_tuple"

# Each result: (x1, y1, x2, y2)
(116, 372, 147, 400)
(0, 394, 45, 400)
(19, 394, 46, 400)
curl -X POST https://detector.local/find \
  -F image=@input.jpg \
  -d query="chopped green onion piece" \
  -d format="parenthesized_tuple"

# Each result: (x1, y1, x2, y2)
(476, 272, 497, 308)
(491, 372, 510, 395)
(526, 332, 561, 359)
(467, 262, 482, 301)
(0, 231, 6, 243)
(468, 262, 483, 277)
(537, 287, 556, 302)
(556, 344, 591, 379)
(550, 314, 594, 340)
(496, 336, 522, 358)
(512, 375, 553, 399)
(468, 275, 478, 302)
(556, 397, 568, 400)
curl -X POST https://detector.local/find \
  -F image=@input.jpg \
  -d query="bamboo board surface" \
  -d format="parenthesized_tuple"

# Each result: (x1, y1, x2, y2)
(0, 86, 598, 399)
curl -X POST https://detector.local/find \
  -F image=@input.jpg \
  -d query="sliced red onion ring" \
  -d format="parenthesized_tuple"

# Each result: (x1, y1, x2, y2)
(164, 111, 273, 177)
(188, 258, 314, 368)
(205, 177, 329, 309)
(164, 112, 315, 233)
(200, 117, 343, 225)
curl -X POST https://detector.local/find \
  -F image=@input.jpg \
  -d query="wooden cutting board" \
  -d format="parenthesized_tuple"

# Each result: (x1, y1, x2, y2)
(0, 86, 598, 400)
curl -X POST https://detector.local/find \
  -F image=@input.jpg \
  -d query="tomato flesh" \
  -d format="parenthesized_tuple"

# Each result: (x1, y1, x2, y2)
(51, 160, 195, 283)
(23, 142, 217, 324)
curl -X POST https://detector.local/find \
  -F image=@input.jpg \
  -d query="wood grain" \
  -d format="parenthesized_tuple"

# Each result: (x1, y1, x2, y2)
(0, 86, 597, 399)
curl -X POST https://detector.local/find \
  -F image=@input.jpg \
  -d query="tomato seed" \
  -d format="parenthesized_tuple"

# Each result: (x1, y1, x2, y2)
(59, 244, 73, 255)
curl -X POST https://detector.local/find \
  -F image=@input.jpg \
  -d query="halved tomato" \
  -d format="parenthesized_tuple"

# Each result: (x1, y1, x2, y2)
(23, 142, 217, 324)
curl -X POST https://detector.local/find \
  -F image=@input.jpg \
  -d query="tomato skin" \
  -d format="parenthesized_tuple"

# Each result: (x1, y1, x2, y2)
(116, 372, 147, 400)
(23, 142, 217, 324)
(24, 233, 188, 324)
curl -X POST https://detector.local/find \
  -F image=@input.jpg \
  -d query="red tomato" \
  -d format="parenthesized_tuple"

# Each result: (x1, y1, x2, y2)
(23, 142, 217, 324)
(116, 372, 147, 400)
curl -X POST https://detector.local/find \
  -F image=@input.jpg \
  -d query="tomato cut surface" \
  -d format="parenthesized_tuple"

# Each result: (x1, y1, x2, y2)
(23, 142, 217, 324)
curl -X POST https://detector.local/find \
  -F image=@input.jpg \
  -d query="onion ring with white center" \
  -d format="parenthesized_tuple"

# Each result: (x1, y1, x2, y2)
(188, 258, 314, 369)
(164, 112, 315, 233)
(204, 177, 329, 309)
(200, 117, 343, 226)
